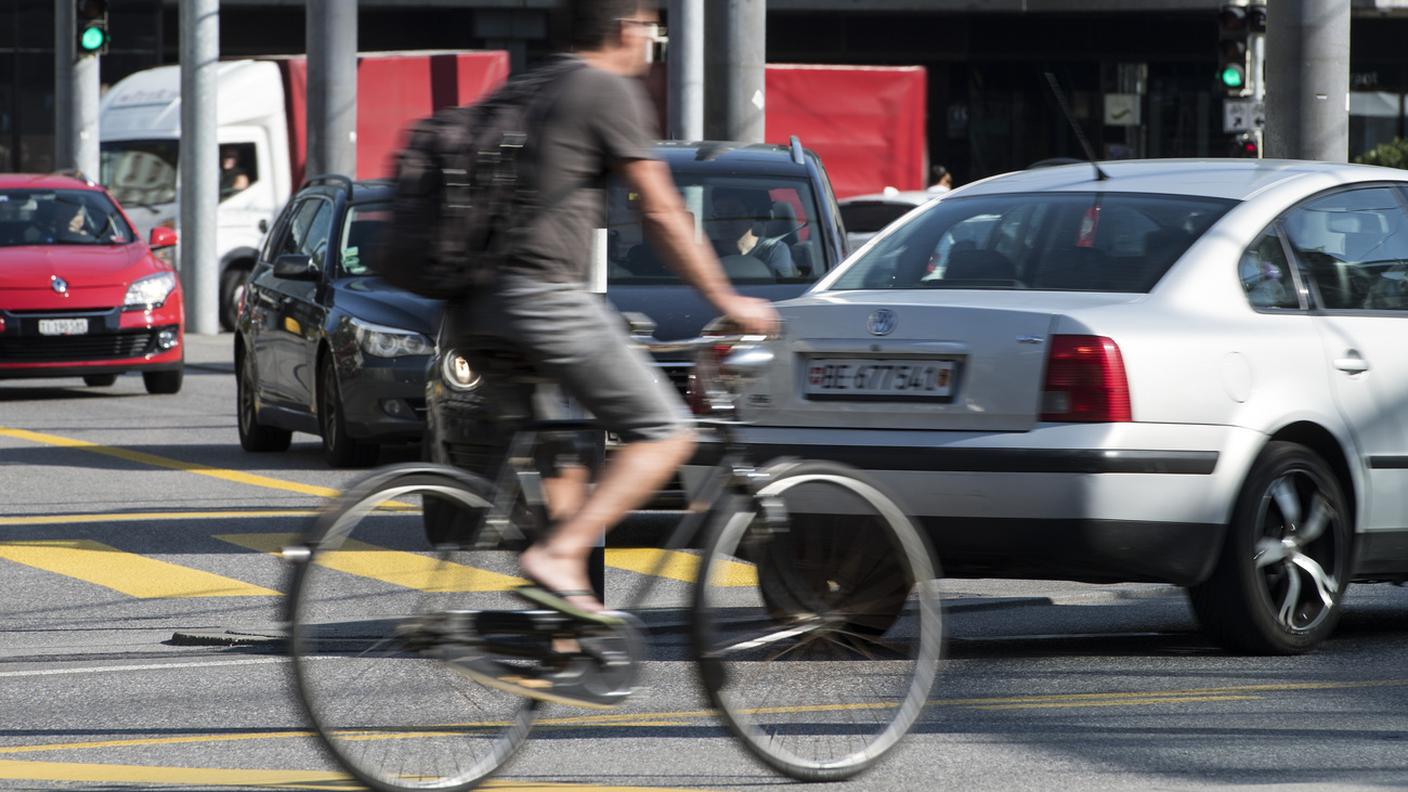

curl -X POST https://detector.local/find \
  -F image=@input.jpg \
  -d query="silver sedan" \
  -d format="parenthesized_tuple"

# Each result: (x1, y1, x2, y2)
(711, 159, 1408, 655)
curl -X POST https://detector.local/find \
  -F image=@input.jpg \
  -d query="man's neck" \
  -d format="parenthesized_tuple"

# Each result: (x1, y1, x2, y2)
(578, 50, 634, 77)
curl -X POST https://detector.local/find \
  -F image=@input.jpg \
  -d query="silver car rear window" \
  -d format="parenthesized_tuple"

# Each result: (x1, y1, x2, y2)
(829, 192, 1236, 293)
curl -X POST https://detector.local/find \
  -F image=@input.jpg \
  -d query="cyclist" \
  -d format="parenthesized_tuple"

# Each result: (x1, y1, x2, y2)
(444, 0, 777, 628)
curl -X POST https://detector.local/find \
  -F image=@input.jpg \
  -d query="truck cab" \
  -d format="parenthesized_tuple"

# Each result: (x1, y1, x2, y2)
(100, 60, 293, 330)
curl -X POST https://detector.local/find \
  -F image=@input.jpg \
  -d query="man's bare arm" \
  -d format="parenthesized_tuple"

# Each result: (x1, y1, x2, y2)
(619, 159, 777, 335)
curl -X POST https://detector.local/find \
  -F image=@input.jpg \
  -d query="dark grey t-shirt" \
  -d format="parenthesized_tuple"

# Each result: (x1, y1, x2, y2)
(503, 58, 658, 284)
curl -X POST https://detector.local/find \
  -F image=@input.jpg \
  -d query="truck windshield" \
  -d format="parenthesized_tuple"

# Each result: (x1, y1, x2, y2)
(0, 189, 134, 247)
(101, 140, 178, 207)
(828, 192, 1235, 293)
(607, 175, 826, 285)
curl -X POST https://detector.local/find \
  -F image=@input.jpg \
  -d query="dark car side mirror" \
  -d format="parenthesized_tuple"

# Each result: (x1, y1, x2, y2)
(149, 226, 178, 249)
(273, 253, 319, 280)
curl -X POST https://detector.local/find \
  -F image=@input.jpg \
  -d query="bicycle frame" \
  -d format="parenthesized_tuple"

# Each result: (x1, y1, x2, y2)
(479, 416, 780, 612)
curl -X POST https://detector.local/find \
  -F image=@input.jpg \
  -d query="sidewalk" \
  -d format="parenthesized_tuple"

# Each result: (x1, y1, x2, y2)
(183, 333, 234, 373)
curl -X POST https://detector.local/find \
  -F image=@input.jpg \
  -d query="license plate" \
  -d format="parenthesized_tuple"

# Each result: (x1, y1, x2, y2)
(804, 357, 957, 400)
(37, 318, 89, 336)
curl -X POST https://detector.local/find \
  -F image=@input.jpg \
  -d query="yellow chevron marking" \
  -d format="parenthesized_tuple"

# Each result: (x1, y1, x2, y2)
(0, 426, 340, 499)
(0, 540, 278, 598)
(604, 548, 757, 587)
(219, 532, 525, 592)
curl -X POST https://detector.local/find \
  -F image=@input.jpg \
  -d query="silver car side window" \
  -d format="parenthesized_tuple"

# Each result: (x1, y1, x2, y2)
(1282, 187, 1408, 312)
(1239, 230, 1299, 310)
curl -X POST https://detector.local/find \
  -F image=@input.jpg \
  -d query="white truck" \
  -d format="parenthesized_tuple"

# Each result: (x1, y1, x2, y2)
(99, 51, 509, 329)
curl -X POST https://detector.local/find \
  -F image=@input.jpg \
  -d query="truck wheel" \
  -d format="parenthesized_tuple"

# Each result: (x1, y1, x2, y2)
(220, 266, 250, 332)
(237, 352, 291, 452)
(318, 356, 379, 468)
(1188, 442, 1351, 655)
(143, 369, 183, 394)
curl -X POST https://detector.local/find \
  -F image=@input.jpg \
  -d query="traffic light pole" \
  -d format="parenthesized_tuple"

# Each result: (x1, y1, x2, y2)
(306, 0, 358, 179)
(1265, 0, 1350, 162)
(54, 0, 100, 178)
(180, 0, 220, 335)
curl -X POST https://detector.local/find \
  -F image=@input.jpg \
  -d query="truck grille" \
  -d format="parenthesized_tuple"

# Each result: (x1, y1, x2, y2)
(0, 331, 155, 362)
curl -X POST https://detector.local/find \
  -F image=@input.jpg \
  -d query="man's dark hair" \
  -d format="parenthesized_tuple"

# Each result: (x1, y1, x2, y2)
(569, 0, 648, 50)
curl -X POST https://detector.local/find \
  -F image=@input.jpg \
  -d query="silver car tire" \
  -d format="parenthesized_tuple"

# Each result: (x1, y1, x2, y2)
(1189, 441, 1351, 655)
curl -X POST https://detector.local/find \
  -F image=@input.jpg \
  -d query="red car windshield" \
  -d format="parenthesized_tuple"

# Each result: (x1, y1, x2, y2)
(0, 189, 134, 248)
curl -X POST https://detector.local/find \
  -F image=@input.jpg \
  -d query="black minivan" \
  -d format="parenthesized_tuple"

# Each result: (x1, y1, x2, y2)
(425, 139, 849, 477)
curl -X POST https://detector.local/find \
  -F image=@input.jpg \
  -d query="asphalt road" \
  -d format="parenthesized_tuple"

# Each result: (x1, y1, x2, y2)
(1, 335, 1406, 791)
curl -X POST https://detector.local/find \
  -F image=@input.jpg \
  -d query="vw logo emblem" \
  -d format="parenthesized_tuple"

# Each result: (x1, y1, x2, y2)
(867, 309, 897, 336)
(51, 276, 68, 295)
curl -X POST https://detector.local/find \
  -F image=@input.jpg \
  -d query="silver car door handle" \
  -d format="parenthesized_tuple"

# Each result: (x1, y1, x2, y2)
(1334, 352, 1370, 374)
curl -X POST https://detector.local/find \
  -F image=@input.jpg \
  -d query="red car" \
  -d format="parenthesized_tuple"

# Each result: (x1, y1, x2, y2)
(0, 174, 184, 394)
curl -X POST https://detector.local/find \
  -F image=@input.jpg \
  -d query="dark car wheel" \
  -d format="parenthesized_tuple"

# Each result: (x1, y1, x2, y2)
(143, 368, 183, 395)
(319, 356, 379, 468)
(237, 352, 291, 452)
(220, 266, 250, 332)
(1189, 441, 1351, 655)
(83, 374, 117, 387)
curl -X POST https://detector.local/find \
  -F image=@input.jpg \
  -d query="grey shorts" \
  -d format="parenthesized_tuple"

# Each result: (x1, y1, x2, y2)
(447, 277, 691, 444)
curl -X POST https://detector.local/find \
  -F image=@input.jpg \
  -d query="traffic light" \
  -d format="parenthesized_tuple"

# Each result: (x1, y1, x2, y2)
(1218, 4, 1249, 95)
(1248, 3, 1267, 34)
(76, 0, 109, 56)
(1232, 131, 1259, 158)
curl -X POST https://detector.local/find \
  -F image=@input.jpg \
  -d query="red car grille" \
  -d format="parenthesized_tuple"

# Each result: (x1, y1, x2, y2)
(0, 331, 156, 362)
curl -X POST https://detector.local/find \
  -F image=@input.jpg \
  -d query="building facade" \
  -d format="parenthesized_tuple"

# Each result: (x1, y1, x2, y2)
(4, 0, 1407, 182)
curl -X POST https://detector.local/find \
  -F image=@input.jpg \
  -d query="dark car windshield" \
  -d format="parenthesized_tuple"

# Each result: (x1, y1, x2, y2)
(607, 175, 826, 285)
(0, 189, 134, 247)
(829, 192, 1235, 293)
(339, 203, 390, 276)
(101, 140, 179, 207)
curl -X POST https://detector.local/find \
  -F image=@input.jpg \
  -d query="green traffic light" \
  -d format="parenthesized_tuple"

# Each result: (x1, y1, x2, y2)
(79, 25, 107, 53)
(1220, 65, 1245, 89)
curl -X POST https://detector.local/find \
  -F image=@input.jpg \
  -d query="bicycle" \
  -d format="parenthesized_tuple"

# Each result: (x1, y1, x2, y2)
(283, 329, 944, 791)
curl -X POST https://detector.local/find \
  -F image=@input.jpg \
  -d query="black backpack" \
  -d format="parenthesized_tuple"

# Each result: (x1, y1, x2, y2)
(371, 58, 584, 300)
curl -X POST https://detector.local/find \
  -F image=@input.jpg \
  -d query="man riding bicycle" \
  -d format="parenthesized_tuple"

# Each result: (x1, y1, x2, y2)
(443, 0, 778, 626)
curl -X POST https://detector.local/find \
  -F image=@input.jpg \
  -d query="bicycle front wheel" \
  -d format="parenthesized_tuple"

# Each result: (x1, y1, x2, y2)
(288, 464, 537, 792)
(693, 460, 943, 781)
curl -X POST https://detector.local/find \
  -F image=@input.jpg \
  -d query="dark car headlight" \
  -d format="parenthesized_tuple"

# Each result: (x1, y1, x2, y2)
(352, 318, 434, 358)
(440, 350, 481, 391)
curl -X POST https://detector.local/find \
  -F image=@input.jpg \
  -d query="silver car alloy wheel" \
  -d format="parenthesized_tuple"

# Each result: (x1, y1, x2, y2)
(1252, 468, 1343, 634)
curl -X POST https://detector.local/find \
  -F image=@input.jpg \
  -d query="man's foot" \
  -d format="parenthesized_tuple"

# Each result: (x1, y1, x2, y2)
(441, 651, 631, 710)
(518, 543, 604, 614)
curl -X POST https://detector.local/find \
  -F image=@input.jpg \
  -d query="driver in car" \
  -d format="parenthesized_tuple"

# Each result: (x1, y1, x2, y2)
(707, 188, 797, 279)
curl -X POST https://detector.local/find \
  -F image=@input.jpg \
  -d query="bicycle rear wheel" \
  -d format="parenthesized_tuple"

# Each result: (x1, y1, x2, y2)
(692, 460, 943, 781)
(288, 464, 538, 792)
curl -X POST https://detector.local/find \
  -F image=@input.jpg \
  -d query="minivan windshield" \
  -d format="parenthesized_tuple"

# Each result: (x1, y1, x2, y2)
(101, 140, 179, 207)
(0, 189, 134, 247)
(607, 175, 826, 285)
(828, 192, 1235, 293)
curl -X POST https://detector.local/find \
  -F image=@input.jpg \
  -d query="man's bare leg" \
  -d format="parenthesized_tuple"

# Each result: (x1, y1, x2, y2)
(520, 431, 696, 612)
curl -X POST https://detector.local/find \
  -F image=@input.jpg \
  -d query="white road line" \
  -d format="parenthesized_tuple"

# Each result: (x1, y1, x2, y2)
(0, 657, 287, 679)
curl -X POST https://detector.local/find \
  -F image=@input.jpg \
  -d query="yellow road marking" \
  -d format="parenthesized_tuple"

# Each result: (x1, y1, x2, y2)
(0, 540, 279, 598)
(605, 548, 757, 587)
(0, 510, 320, 527)
(220, 532, 525, 592)
(0, 759, 704, 791)
(0, 426, 340, 499)
(4, 676, 1400, 760)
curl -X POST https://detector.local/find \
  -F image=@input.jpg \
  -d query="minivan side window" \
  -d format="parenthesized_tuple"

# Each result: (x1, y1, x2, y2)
(1282, 187, 1408, 311)
(1240, 230, 1300, 310)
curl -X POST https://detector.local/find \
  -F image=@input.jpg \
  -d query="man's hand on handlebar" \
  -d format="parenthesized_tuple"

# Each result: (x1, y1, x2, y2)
(716, 294, 781, 338)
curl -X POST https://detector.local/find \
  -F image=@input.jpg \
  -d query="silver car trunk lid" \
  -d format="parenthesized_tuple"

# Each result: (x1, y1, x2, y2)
(745, 291, 1138, 432)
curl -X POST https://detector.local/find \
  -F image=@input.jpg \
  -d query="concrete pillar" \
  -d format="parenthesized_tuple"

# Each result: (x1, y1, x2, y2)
(1265, 0, 1350, 161)
(180, 0, 220, 334)
(306, 0, 358, 178)
(667, 0, 704, 141)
